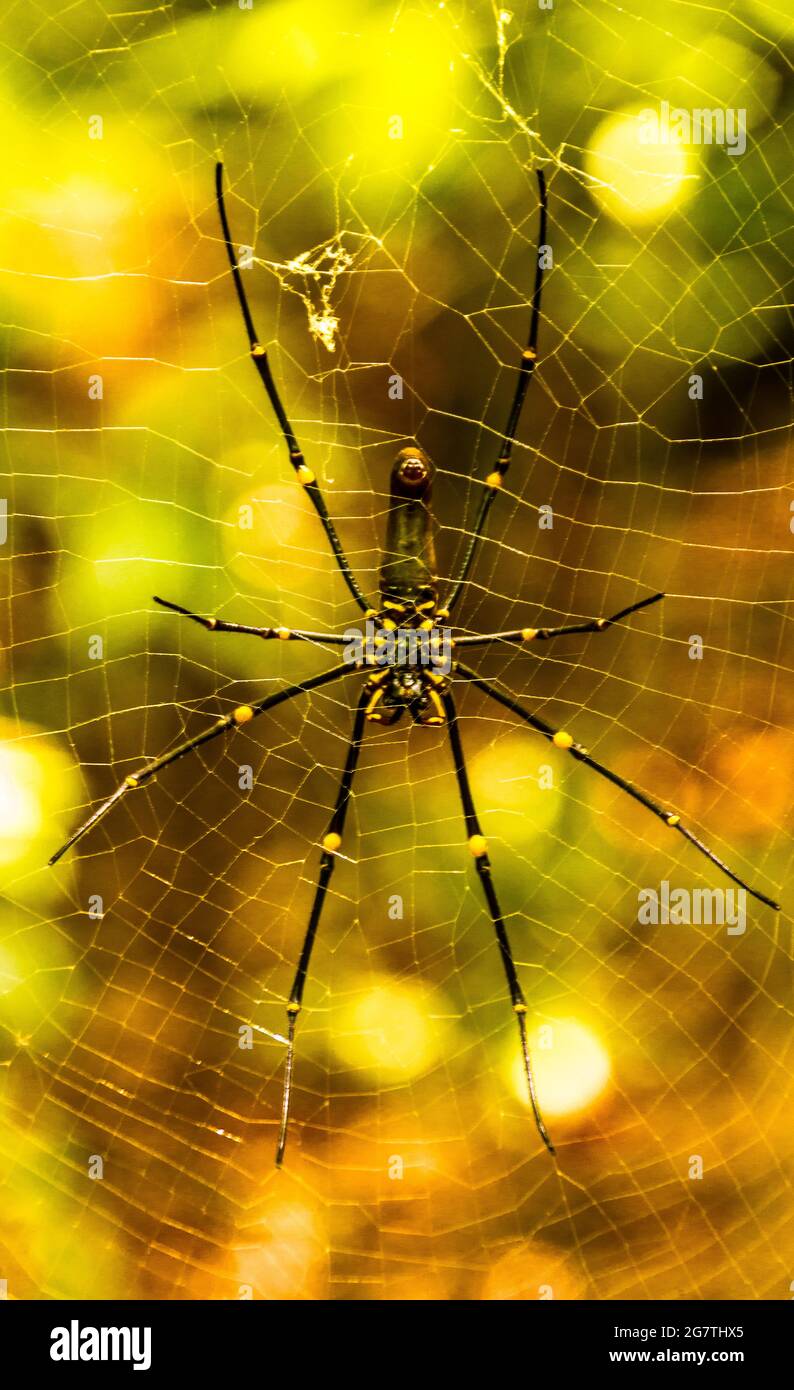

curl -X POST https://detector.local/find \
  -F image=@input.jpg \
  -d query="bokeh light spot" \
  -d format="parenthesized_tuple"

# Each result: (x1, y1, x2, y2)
(0, 744, 45, 867)
(586, 107, 695, 225)
(333, 976, 444, 1079)
(512, 1018, 611, 1118)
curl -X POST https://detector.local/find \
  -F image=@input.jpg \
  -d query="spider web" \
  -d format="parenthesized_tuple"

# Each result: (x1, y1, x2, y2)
(1, 0, 792, 1301)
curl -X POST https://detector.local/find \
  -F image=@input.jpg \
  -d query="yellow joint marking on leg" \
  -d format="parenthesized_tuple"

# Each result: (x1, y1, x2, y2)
(233, 705, 255, 725)
(365, 689, 385, 717)
(428, 690, 445, 719)
(276, 626, 291, 640)
(383, 600, 406, 612)
(251, 343, 266, 357)
(427, 671, 446, 686)
(297, 464, 315, 485)
(207, 617, 218, 630)
(436, 608, 450, 620)
(666, 813, 681, 827)
(124, 774, 140, 789)
(417, 599, 436, 612)
(521, 627, 538, 642)
(286, 1001, 301, 1015)
(513, 1002, 527, 1014)
(596, 617, 608, 630)
(419, 618, 434, 631)
(322, 831, 342, 852)
(553, 730, 574, 749)
(382, 618, 397, 631)
(468, 833, 488, 857)
(523, 348, 537, 361)
(365, 608, 378, 620)
(486, 471, 504, 489)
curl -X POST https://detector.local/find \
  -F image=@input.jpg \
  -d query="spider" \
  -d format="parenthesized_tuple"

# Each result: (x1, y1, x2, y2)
(50, 163, 780, 1165)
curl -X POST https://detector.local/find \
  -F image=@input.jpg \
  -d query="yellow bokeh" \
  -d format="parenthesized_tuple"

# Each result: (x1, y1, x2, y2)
(332, 975, 446, 1079)
(0, 944, 23, 997)
(512, 1018, 611, 1119)
(0, 744, 44, 866)
(0, 722, 80, 882)
(585, 106, 696, 225)
(471, 732, 560, 846)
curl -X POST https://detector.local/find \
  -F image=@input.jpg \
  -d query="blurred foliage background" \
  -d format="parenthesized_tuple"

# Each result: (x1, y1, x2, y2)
(0, 0, 792, 1300)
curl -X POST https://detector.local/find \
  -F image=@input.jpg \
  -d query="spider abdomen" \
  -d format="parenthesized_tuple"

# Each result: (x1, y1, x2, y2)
(379, 446, 438, 607)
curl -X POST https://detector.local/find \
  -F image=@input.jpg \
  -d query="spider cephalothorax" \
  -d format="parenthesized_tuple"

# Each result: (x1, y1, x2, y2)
(50, 162, 779, 1172)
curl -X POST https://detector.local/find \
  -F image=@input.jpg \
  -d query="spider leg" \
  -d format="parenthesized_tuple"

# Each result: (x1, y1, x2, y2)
(215, 162, 370, 614)
(445, 168, 547, 614)
(276, 686, 369, 1166)
(153, 595, 350, 646)
(442, 687, 555, 1155)
(49, 662, 356, 865)
(456, 662, 780, 912)
(455, 591, 665, 647)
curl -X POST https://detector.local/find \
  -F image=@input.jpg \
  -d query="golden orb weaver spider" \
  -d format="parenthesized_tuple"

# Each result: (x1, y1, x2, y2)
(50, 163, 780, 1166)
